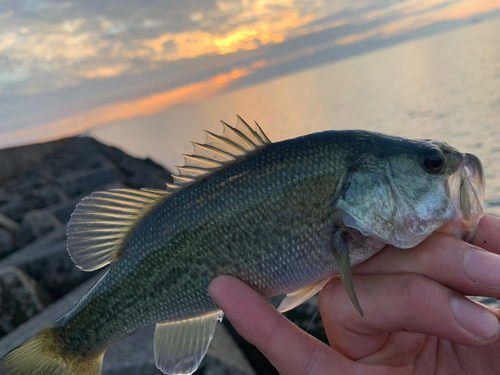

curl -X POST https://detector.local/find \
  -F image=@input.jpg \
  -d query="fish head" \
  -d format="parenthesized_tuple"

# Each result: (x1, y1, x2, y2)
(336, 134, 485, 249)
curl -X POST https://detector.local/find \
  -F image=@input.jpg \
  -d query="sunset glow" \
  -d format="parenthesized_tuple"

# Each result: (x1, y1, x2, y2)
(0, 68, 252, 146)
(1, 0, 500, 148)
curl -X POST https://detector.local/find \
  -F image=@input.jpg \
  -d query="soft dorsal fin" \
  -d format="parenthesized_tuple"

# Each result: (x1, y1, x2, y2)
(154, 310, 223, 375)
(169, 116, 271, 193)
(67, 188, 170, 271)
(277, 276, 333, 313)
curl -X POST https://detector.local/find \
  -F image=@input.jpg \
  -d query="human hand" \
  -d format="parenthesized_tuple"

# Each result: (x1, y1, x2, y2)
(208, 214, 500, 374)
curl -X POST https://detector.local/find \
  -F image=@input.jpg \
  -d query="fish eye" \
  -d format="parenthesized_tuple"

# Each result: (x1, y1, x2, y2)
(422, 149, 446, 174)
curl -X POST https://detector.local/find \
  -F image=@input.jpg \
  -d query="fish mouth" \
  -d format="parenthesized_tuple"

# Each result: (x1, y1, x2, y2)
(442, 153, 485, 241)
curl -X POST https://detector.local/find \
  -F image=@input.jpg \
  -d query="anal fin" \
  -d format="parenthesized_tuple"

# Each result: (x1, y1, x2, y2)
(277, 277, 333, 313)
(154, 310, 223, 375)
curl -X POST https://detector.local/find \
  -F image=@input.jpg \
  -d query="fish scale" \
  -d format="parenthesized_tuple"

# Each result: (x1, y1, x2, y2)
(0, 121, 485, 375)
(56, 136, 343, 355)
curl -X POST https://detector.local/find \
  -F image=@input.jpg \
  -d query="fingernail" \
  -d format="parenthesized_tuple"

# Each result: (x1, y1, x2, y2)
(464, 248, 500, 288)
(451, 296, 499, 341)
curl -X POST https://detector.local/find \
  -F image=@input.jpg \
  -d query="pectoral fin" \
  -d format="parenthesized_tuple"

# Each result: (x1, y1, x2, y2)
(277, 276, 333, 313)
(332, 231, 364, 317)
(154, 310, 223, 375)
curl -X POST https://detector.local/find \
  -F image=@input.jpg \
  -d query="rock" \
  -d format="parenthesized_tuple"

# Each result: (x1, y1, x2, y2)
(0, 138, 70, 186)
(0, 237, 93, 300)
(0, 266, 51, 338)
(98, 146, 173, 189)
(17, 209, 61, 246)
(0, 213, 20, 232)
(0, 229, 13, 259)
(0, 194, 31, 222)
(56, 167, 125, 198)
(30, 225, 68, 246)
(38, 185, 68, 206)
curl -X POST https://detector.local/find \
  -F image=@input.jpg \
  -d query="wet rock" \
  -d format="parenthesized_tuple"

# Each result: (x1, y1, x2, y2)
(0, 266, 51, 338)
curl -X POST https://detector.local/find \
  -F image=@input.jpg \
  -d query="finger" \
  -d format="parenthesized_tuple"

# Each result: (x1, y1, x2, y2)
(208, 276, 393, 375)
(471, 214, 500, 253)
(354, 232, 500, 298)
(319, 273, 500, 360)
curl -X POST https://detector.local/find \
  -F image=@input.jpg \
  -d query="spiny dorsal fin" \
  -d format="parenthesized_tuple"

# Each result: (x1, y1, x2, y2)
(170, 116, 271, 193)
(67, 188, 170, 271)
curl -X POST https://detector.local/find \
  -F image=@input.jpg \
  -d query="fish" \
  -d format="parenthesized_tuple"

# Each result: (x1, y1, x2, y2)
(0, 116, 485, 375)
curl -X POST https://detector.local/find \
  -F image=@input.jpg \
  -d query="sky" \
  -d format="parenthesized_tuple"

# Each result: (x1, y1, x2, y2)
(1, 0, 500, 148)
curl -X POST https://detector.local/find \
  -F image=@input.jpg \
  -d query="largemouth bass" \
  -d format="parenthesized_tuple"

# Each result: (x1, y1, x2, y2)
(0, 117, 485, 375)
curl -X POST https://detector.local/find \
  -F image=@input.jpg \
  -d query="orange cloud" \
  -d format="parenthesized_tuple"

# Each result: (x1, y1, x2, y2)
(252, 60, 267, 68)
(143, 10, 316, 61)
(84, 64, 129, 79)
(0, 68, 253, 146)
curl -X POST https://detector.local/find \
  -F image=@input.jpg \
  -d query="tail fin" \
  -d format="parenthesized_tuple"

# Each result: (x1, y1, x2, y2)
(0, 327, 104, 375)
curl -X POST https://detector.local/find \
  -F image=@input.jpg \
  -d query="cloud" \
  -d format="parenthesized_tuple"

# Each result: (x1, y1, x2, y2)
(84, 64, 130, 79)
(0, 67, 253, 147)
(1, 0, 499, 98)
(0, 1, 324, 95)
(0, 32, 16, 53)
(335, 0, 500, 45)
(0, 10, 14, 20)
(142, 10, 317, 59)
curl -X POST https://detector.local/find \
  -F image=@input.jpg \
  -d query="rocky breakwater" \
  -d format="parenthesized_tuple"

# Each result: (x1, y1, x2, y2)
(0, 136, 257, 374)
